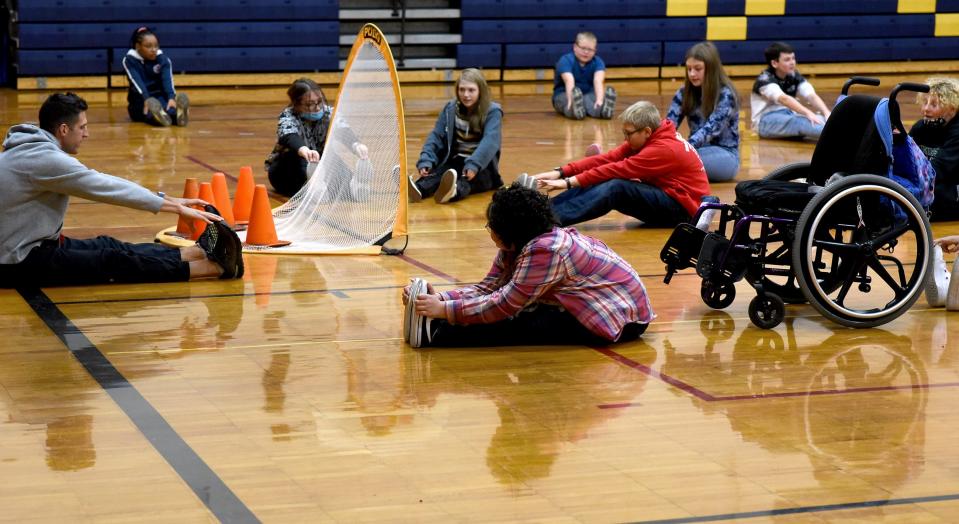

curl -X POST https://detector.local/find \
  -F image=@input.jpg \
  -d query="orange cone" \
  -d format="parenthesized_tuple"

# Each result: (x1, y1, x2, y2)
(233, 166, 255, 226)
(245, 184, 291, 247)
(194, 182, 217, 240)
(171, 177, 199, 238)
(210, 172, 236, 227)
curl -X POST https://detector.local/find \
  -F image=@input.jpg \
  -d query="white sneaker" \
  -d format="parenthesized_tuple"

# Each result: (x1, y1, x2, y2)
(408, 174, 423, 203)
(695, 195, 720, 231)
(515, 173, 537, 191)
(435, 169, 458, 204)
(403, 278, 422, 342)
(947, 257, 959, 311)
(925, 245, 949, 307)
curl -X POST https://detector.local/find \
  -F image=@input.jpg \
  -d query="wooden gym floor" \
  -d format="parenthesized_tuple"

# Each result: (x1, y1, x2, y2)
(1, 75, 959, 523)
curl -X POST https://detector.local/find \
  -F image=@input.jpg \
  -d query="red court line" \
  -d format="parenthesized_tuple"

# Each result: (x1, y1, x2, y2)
(185, 155, 287, 201)
(397, 254, 460, 283)
(593, 347, 959, 408)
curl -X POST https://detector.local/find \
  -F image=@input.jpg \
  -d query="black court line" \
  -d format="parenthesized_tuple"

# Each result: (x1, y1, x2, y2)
(631, 492, 959, 523)
(18, 287, 260, 524)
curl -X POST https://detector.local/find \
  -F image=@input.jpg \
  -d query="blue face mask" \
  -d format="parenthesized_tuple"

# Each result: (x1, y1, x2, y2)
(301, 107, 327, 121)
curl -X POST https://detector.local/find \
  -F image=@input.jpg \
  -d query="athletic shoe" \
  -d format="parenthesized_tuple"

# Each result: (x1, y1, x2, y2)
(403, 278, 424, 343)
(600, 86, 617, 119)
(584, 143, 602, 157)
(947, 257, 959, 311)
(145, 97, 172, 127)
(175, 93, 190, 126)
(514, 173, 537, 191)
(925, 245, 949, 307)
(196, 205, 244, 279)
(695, 195, 720, 232)
(435, 169, 458, 204)
(408, 174, 423, 203)
(571, 87, 586, 120)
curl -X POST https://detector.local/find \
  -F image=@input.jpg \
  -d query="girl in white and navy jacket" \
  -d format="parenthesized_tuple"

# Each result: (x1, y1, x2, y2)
(122, 27, 189, 127)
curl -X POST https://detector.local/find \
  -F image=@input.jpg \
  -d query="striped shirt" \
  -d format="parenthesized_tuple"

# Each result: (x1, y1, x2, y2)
(439, 227, 654, 341)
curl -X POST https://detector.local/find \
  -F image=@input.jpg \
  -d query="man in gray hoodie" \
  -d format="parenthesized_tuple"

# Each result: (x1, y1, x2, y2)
(0, 92, 243, 288)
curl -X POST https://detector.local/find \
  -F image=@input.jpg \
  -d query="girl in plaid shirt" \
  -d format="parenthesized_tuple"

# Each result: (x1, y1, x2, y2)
(404, 185, 653, 347)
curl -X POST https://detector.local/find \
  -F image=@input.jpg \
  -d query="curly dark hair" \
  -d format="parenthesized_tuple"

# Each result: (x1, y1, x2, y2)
(486, 185, 557, 250)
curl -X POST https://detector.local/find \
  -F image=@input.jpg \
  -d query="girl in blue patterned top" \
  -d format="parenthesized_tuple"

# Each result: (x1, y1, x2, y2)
(666, 42, 740, 182)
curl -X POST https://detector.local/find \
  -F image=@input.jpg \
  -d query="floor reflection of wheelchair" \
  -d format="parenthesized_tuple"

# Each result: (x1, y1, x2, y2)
(662, 78, 934, 329)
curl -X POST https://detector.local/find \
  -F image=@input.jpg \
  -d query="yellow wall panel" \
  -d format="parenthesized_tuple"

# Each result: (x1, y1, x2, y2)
(898, 0, 935, 13)
(666, 0, 707, 17)
(707, 17, 747, 41)
(745, 0, 785, 15)
(936, 13, 959, 36)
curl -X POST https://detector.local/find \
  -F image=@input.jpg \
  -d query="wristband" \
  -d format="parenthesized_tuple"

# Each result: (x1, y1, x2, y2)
(565, 178, 572, 190)
(157, 191, 165, 199)
(555, 166, 565, 178)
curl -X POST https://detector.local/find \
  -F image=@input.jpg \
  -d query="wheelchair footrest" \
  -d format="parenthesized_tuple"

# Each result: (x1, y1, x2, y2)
(660, 223, 708, 277)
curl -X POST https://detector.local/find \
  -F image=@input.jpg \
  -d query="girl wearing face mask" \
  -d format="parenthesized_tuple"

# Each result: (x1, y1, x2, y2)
(409, 68, 504, 204)
(665, 42, 740, 183)
(122, 27, 189, 127)
(265, 78, 367, 197)
(910, 77, 959, 222)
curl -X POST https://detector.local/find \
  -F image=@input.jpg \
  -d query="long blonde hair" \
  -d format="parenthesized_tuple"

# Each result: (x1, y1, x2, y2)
(681, 42, 737, 119)
(456, 68, 492, 131)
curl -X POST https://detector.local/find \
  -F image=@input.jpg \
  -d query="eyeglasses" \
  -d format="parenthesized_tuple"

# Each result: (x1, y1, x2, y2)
(297, 101, 321, 110)
(623, 128, 642, 139)
(575, 43, 597, 53)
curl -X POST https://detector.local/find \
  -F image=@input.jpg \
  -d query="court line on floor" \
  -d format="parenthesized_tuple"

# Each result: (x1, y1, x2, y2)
(593, 346, 959, 406)
(631, 492, 959, 523)
(18, 287, 261, 524)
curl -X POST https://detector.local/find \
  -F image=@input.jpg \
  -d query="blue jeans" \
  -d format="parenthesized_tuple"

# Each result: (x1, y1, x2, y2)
(757, 108, 824, 140)
(550, 179, 689, 227)
(698, 145, 740, 182)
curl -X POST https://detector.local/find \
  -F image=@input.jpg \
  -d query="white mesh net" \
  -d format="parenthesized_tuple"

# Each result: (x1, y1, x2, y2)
(244, 29, 405, 253)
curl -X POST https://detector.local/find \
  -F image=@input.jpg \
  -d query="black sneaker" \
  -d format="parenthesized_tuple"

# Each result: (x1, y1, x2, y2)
(196, 205, 244, 279)
(571, 87, 586, 120)
(175, 93, 190, 127)
(600, 86, 617, 119)
(145, 97, 172, 126)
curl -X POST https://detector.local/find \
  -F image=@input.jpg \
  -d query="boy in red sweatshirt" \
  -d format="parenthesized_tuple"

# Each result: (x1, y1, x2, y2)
(534, 100, 710, 227)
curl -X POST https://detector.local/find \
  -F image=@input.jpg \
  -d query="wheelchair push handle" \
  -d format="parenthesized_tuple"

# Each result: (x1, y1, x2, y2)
(841, 76, 880, 95)
(888, 82, 931, 135)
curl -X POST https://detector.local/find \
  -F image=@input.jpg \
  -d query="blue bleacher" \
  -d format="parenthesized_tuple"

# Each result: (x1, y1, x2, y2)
(783, 0, 898, 15)
(505, 42, 662, 68)
(17, 0, 338, 22)
(464, 19, 706, 44)
(460, 0, 666, 18)
(113, 47, 339, 74)
(746, 15, 934, 40)
(457, 44, 502, 69)
(708, 0, 745, 16)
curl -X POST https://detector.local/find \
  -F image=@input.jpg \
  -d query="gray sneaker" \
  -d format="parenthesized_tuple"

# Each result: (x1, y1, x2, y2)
(925, 245, 949, 307)
(947, 257, 959, 311)
(571, 87, 586, 120)
(600, 86, 617, 119)
(174, 92, 189, 126)
(145, 97, 172, 126)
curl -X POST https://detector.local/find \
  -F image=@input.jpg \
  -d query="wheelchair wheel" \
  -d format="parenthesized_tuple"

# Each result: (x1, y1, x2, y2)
(701, 281, 736, 309)
(748, 293, 785, 329)
(792, 174, 931, 328)
(763, 162, 812, 182)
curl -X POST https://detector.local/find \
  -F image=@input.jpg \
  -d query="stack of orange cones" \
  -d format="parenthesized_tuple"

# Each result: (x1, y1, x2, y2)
(170, 177, 199, 239)
(233, 166, 255, 227)
(195, 182, 217, 240)
(210, 172, 236, 227)
(245, 184, 291, 247)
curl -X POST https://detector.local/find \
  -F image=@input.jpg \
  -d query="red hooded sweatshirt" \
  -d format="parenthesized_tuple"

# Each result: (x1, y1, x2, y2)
(562, 119, 710, 216)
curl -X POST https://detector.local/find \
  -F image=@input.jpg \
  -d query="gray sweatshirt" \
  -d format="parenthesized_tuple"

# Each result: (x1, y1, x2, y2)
(0, 124, 165, 264)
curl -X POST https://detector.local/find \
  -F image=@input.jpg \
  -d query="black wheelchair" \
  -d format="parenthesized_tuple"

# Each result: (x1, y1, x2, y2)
(660, 78, 934, 329)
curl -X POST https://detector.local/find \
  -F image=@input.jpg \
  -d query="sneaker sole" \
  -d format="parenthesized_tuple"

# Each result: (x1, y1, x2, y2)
(408, 176, 423, 203)
(947, 258, 959, 311)
(408, 279, 426, 347)
(435, 170, 457, 204)
(175, 93, 189, 126)
(403, 278, 423, 342)
(925, 245, 947, 308)
(571, 89, 586, 120)
(600, 88, 617, 119)
(146, 98, 172, 127)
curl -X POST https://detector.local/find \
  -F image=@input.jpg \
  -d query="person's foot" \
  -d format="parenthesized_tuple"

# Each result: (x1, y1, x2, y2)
(406, 278, 435, 348)
(145, 97, 172, 126)
(514, 173, 537, 191)
(408, 174, 423, 203)
(584, 143, 602, 157)
(403, 278, 424, 343)
(600, 86, 617, 119)
(196, 205, 244, 279)
(435, 169, 458, 204)
(174, 93, 190, 126)
(925, 245, 949, 307)
(947, 257, 959, 311)
(695, 195, 720, 232)
(571, 87, 586, 120)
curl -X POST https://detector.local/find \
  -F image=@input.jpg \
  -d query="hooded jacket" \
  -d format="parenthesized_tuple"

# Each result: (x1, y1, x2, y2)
(0, 124, 164, 264)
(416, 100, 503, 181)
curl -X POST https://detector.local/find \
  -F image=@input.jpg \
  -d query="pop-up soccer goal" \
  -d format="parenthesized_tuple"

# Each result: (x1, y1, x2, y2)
(239, 23, 408, 255)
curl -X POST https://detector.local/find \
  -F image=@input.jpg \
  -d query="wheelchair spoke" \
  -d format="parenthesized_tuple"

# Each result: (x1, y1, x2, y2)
(871, 221, 913, 248)
(834, 258, 866, 307)
(867, 256, 906, 296)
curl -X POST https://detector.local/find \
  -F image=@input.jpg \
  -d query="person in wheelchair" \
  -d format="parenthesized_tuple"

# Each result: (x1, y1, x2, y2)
(532, 101, 709, 228)
(909, 77, 959, 222)
(751, 42, 831, 141)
